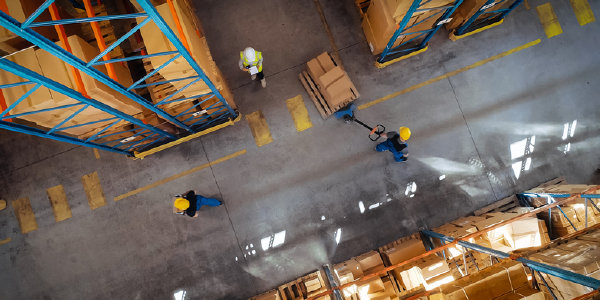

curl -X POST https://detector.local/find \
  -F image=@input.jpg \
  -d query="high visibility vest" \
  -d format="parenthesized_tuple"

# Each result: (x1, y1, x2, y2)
(241, 51, 263, 72)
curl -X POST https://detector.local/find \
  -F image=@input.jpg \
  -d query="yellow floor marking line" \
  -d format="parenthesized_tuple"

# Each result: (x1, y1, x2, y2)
(114, 149, 247, 201)
(93, 148, 100, 159)
(449, 19, 504, 41)
(12, 197, 38, 233)
(286, 95, 313, 132)
(570, 0, 596, 26)
(0, 199, 6, 210)
(0, 238, 11, 246)
(81, 172, 107, 210)
(358, 39, 541, 110)
(47, 185, 72, 222)
(537, 3, 563, 38)
(246, 110, 273, 147)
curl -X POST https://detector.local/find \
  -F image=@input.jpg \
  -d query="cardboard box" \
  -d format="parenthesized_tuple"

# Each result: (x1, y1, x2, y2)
(306, 52, 336, 82)
(367, 0, 397, 38)
(445, 11, 465, 31)
(451, 216, 487, 227)
(538, 219, 548, 233)
(416, 255, 450, 280)
(356, 251, 385, 275)
(334, 259, 363, 281)
(384, 239, 427, 265)
(512, 232, 541, 248)
(528, 197, 550, 207)
(456, 0, 489, 22)
(320, 75, 353, 105)
(577, 230, 600, 243)
(545, 184, 595, 194)
(439, 261, 528, 300)
(357, 276, 385, 297)
(494, 285, 545, 300)
(538, 207, 579, 228)
(361, 15, 402, 55)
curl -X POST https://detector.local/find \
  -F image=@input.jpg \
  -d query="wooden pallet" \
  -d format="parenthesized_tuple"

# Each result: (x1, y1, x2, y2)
(248, 289, 281, 300)
(535, 176, 567, 189)
(278, 270, 327, 300)
(474, 195, 520, 216)
(355, 0, 371, 18)
(141, 59, 180, 105)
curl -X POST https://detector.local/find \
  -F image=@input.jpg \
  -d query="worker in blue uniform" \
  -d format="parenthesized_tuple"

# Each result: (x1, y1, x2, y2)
(376, 127, 411, 162)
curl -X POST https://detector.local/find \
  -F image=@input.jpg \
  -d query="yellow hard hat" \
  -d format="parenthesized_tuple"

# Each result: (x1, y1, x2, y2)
(174, 198, 190, 210)
(399, 127, 411, 140)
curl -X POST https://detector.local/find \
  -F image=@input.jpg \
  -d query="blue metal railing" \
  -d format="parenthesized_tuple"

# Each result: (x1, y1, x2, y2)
(0, 0, 237, 155)
(378, 0, 464, 63)
(454, 0, 524, 36)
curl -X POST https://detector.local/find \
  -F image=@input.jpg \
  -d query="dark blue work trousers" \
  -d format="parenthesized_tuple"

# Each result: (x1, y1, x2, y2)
(376, 140, 407, 162)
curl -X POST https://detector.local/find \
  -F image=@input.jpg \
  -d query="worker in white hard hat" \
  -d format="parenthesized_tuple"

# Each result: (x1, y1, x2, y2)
(239, 47, 266, 88)
(376, 127, 411, 162)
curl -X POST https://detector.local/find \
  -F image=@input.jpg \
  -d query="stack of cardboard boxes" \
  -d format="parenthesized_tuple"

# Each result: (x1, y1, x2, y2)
(430, 261, 544, 300)
(304, 52, 359, 115)
(526, 184, 600, 238)
(530, 230, 600, 299)
(277, 271, 329, 300)
(361, 0, 454, 55)
(334, 250, 391, 299)
(137, 0, 235, 117)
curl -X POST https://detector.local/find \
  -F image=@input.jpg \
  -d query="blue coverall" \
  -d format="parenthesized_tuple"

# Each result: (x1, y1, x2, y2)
(195, 195, 221, 209)
(376, 138, 407, 162)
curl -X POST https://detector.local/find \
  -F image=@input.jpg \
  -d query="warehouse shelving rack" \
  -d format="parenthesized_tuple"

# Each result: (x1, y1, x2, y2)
(0, 0, 238, 157)
(377, 0, 464, 67)
(305, 186, 600, 300)
(450, 0, 524, 40)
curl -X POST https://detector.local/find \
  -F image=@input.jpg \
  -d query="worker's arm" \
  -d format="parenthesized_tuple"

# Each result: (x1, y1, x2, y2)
(239, 59, 248, 71)
(380, 132, 388, 139)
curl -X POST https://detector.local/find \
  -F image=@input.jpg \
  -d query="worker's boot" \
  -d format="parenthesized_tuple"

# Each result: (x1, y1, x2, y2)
(261, 79, 267, 88)
(251, 74, 257, 80)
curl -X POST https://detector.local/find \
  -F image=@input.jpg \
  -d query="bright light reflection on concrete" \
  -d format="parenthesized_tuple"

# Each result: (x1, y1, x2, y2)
(369, 203, 380, 210)
(439, 174, 445, 180)
(261, 230, 286, 251)
(512, 162, 521, 179)
(359, 201, 365, 213)
(174, 290, 186, 300)
(334, 228, 341, 244)
(524, 157, 532, 171)
(510, 138, 528, 160)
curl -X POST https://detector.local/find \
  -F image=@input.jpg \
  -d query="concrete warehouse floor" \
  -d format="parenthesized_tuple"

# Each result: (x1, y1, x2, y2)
(1, 0, 599, 299)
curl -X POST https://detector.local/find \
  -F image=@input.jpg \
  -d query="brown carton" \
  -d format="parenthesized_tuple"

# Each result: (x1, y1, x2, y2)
(384, 239, 427, 265)
(361, 15, 403, 55)
(494, 285, 545, 300)
(367, 0, 397, 38)
(321, 75, 353, 105)
(451, 216, 487, 227)
(357, 251, 385, 275)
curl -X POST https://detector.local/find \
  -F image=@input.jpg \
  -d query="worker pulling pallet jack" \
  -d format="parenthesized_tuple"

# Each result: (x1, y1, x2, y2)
(335, 104, 410, 163)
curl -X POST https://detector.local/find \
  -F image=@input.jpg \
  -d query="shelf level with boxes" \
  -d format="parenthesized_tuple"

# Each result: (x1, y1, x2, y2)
(0, 0, 238, 157)
(446, 0, 525, 40)
(360, 0, 464, 67)
(305, 183, 600, 300)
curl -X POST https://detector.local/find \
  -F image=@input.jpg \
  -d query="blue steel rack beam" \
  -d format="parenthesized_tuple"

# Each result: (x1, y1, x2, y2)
(0, 58, 173, 155)
(0, 0, 238, 155)
(422, 230, 600, 290)
(454, 0, 524, 36)
(378, 0, 464, 63)
(0, 8, 194, 132)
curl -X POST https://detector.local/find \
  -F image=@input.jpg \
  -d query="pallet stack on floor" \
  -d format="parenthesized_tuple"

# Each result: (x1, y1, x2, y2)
(135, 0, 236, 122)
(360, 0, 454, 55)
(299, 52, 359, 118)
(525, 184, 600, 239)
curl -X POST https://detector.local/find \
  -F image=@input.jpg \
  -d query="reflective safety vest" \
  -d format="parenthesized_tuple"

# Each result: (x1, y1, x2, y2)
(241, 51, 263, 72)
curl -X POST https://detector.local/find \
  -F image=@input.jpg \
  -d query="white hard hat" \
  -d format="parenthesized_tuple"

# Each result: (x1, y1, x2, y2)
(244, 47, 256, 62)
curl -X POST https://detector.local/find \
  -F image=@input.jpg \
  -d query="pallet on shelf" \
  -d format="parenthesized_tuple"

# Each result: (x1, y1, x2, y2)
(76, 4, 124, 59)
(474, 195, 520, 216)
(277, 270, 327, 300)
(355, 0, 371, 19)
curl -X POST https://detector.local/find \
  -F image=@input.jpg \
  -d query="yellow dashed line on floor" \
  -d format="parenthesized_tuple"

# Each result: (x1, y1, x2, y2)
(537, 3, 563, 38)
(114, 149, 247, 201)
(93, 148, 100, 159)
(47, 185, 72, 222)
(286, 95, 313, 132)
(358, 39, 541, 110)
(12, 197, 38, 233)
(81, 172, 107, 210)
(0, 238, 11, 246)
(246, 110, 273, 147)
(570, 0, 596, 26)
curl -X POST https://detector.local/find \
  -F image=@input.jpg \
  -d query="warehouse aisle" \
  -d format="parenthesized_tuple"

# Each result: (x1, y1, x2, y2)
(1, 0, 599, 299)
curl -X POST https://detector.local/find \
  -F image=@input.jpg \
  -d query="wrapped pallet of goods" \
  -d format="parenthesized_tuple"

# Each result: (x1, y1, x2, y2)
(361, 0, 455, 55)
